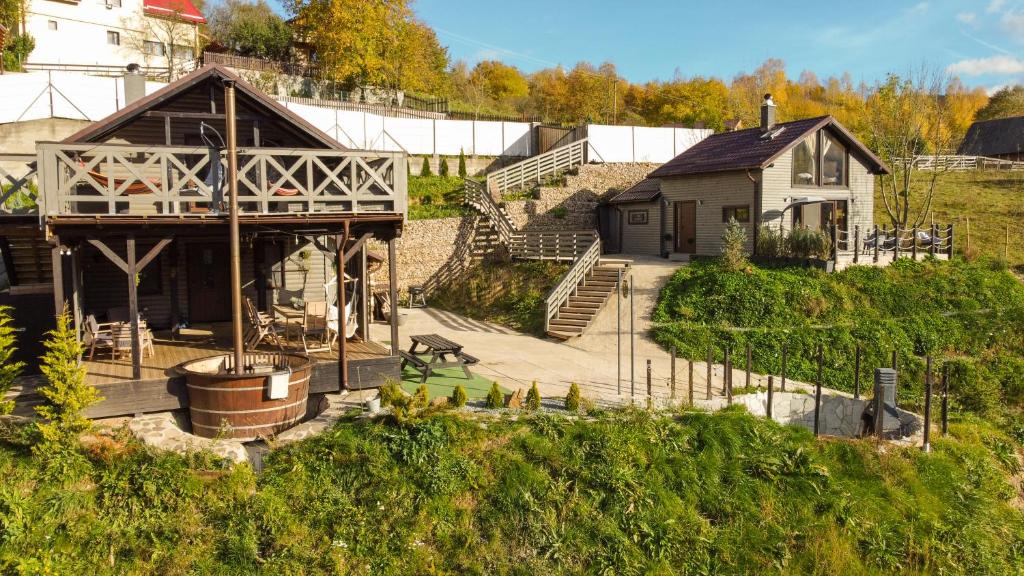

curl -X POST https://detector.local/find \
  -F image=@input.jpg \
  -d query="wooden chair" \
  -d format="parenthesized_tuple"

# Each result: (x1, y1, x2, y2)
(297, 300, 330, 353)
(110, 323, 135, 360)
(327, 292, 359, 347)
(83, 314, 116, 360)
(243, 297, 285, 351)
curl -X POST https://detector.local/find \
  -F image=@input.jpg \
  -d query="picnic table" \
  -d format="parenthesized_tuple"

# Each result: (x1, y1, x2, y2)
(400, 333, 479, 383)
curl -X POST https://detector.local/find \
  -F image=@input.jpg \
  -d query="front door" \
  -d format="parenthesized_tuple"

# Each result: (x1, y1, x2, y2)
(674, 201, 697, 254)
(187, 243, 231, 323)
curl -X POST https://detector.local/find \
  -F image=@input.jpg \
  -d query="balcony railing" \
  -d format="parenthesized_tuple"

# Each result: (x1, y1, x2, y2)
(36, 142, 407, 217)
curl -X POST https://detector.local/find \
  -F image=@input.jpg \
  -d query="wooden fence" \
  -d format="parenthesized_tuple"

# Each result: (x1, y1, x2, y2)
(486, 137, 588, 198)
(905, 155, 1024, 171)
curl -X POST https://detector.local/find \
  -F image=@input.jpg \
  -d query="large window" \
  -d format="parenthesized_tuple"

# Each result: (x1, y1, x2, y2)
(791, 136, 817, 186)
(821, 133, 847, 187)
(144, 40, 165, 56)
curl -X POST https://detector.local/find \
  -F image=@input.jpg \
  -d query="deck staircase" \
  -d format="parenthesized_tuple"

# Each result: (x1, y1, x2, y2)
(545, 259, 630, 340)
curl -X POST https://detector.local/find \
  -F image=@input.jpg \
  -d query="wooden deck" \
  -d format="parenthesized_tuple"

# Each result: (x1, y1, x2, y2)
(83, 326, 390, 386)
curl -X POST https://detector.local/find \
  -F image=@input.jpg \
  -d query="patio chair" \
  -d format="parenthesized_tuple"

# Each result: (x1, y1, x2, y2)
(296, 300, 330, 353)
(326, 292, 359, 347)
(83, 314, 117, 360)
(243, 297, 285, 351)
(110, 323, 135, 360)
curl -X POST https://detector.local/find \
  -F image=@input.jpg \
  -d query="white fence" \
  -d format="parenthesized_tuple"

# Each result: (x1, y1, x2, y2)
(0, 71, 712, 162)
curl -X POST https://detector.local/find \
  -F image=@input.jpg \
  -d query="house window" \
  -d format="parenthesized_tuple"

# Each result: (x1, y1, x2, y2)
(106, 30, 120, 45)
(47, 20, 58, 30)
(106, 0, 122, 6)
(144, 40, 165, 56)
(722, 205, 750, 223)
(822, 133, 847, 187)
(171, 44, 195, 59)
(792, 135, 817, 186)
(628, 210, 649, 225)
(137, 256, 162, 296)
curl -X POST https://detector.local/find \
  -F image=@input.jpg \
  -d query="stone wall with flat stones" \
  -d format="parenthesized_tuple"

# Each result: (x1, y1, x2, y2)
(734, 391, 923, 440)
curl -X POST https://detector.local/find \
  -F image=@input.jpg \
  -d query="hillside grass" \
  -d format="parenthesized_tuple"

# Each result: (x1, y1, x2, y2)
(408, 175, 471, 220)
(876, 170, 1024, 269)
(429, 260, 568, 336)
(652, 258, 1024, 421)
(1, 409, 1021, 574)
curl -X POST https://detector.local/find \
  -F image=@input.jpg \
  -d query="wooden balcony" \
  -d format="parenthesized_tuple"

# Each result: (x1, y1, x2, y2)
(34, 142, 407, 218)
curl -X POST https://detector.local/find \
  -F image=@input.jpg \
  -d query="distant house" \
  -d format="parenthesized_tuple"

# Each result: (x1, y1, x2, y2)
(606, 95, 888, 258)
(959, 116, 1024, 160)
(24, 0, 205, 71)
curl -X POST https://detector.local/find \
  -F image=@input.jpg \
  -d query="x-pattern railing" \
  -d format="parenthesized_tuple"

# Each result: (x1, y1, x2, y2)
(36, 142, 407, 216)
(0, 155, 39, 215)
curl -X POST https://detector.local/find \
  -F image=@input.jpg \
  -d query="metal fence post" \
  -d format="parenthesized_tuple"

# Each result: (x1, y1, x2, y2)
(767, 375, 774, 420)
(814, 345, 823, 436)
(873, 224, 880, 263)
(646, 359, 652, 405)
(923, 356, 932, 452)
(780, 343, 787, 392)
(724, 345, 732, 405)
(941, 363, 949, 436)
(745, 343, 752, 390)
(670, 347, 676, 400)
(854, 344, 861, 399)
(706, 345, 713, 400)
(687, 359, 694, 407)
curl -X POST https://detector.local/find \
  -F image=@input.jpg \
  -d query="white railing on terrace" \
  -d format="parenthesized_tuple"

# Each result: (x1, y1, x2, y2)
(544, 238, 602, 333)
(486, 137, 587, 198)
(904, 155, 1024, 171)
(832, 223, 954, 264)
(35, 142, 407, 217)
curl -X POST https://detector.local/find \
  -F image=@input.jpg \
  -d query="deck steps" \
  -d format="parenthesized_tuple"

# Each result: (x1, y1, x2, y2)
(546, 259, 631, 341)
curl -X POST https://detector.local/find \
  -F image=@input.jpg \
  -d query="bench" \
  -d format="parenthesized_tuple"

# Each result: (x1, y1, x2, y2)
(399, 350, 433, 383)
(457, 352, 479, 365)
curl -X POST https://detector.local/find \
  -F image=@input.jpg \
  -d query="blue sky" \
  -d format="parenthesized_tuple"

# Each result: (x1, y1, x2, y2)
(403, 0, 1024, 92)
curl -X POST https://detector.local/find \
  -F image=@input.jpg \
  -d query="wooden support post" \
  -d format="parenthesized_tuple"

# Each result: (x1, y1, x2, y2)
(873, 224, 880, 263)
(780, 343, 787, 392)
(830, 223, 838, 266)
(947, 224, 955, 259)
(388, 237, 399, 356)
(745, 343, 751, 389)
(706, 345, 712, 400)
(687, 359, 694, 407)
(359, 243, 369, 341)
(854, 344, 861, 399)
(923, 356, 932, 452)
(127, 235, 141, 381)
(893, 225, 901, 261)
(1005, 224, 1010, 261)
(911, 226, 918, 260)
(814, 345, 823, 436)
(929, 224, 937, 256)
(724, 345, 732, 405)
(646, 359, 652, 402)
(767, 375, 774, 420)
(853, 225, 860, 264)
(670, 347, 676, 400)
(50, 239, 65, 318)
(337, 225, 350, 390)
(941, 363, 949, 436)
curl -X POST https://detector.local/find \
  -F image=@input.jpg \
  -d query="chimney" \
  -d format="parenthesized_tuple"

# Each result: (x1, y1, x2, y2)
(760, 93, 776, 131)
(123, 63, 146, 106)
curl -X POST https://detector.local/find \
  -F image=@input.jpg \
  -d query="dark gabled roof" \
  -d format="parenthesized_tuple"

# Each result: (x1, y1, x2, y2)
(608, 178, 661, 204)
(958, 116, 1024, 156)
(649, 115, 888, 179)
(63, 64, 344, 150)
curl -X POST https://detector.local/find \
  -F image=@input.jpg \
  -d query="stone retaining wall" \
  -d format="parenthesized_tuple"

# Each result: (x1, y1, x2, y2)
(733, 391, 923, 440)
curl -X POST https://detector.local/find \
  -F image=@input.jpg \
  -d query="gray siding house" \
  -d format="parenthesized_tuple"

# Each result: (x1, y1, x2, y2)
(610, 96, 888, 258)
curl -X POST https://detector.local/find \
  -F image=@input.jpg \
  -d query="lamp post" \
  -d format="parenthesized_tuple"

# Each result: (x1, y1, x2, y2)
(224, 79, 244, 373)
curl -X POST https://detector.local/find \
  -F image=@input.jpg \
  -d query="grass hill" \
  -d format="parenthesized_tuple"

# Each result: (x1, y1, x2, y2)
(1, 408, 1022, 574)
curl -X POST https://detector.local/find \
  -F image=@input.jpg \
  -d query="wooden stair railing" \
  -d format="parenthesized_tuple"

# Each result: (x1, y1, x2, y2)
(485, 137, 588, 198)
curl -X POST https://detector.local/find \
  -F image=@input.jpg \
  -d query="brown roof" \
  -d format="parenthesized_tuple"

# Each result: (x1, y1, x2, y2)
(608, 178, 661, 204)
(63, 64, 345, 150)
(649, 116, 888, 179)
(958, 116, 1024, 156)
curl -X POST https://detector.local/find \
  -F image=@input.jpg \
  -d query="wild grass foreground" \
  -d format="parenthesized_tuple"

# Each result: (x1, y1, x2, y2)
(1, 407, 1022, 575)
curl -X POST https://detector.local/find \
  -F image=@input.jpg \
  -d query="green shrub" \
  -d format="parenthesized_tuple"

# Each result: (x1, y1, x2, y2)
(419, 156, 432, 177)
(787, 227, 832, 259)
(485, 382, 504, 409)
(438, 157, 449, 177)
(458, 149, 468, 177)
(565, 382, 581, 412)
(0, 306, 23, 415)
(550, 206, 568, 219)
(413, 384, 429, 409)
(450, 385, 468, 407)
(720, 218, 747, 271)
(756, 225, 785, 259)
(379, 381, 404, 407)
(526, 381, 541, 411)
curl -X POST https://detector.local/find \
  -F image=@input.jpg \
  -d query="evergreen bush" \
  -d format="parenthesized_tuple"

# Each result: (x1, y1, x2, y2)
(413, 384, 429, 409)
(451, 385, 468, 407)
(458, 149, 468, 177)
(438, 157, 449, 177)
(526, 381, 541, 410)
(565, 382, 581, 412)
(0, 306, 23, 415)
(485, 382, 504, 409)
(420, 156, 432, 177)
(720, 218, 747, 272)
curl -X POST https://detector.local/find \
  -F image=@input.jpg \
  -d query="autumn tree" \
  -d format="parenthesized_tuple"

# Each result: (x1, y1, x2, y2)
(471, 61, 528, 108)
(974, 85, 1024, 122)
(290, 0, 448, 99)
(206, 0, 291, 60)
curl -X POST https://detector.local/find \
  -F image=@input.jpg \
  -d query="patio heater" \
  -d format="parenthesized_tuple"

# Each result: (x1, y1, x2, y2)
(224, 79, 244, 372)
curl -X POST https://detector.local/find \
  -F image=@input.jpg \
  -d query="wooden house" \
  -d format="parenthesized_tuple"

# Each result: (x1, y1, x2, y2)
(0, 64, 407, 418)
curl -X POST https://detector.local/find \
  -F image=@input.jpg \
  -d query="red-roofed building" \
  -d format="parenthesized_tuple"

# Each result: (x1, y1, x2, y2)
(24, 0, 204, 77)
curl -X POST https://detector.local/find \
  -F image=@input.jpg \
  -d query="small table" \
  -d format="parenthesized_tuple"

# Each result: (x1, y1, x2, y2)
(401, 333, 478, 383)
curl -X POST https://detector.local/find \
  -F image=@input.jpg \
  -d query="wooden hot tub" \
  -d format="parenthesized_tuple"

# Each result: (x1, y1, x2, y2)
(180, 353, 313, 439)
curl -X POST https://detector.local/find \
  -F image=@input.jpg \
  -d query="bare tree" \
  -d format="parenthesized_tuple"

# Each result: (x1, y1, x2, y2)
(121, 1, 200, 81)
(866, 69, 958, 230)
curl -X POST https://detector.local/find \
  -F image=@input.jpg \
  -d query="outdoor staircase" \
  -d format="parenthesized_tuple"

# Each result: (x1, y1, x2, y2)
(546, 259, 630, 340)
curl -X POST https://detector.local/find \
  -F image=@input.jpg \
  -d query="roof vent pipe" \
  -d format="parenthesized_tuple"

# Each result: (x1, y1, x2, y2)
(760, 93, 776, 132)
(123, 63, 146, 106)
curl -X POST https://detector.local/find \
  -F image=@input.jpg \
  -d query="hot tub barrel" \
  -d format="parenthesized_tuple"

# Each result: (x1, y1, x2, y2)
(180, 353, 313, 439)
